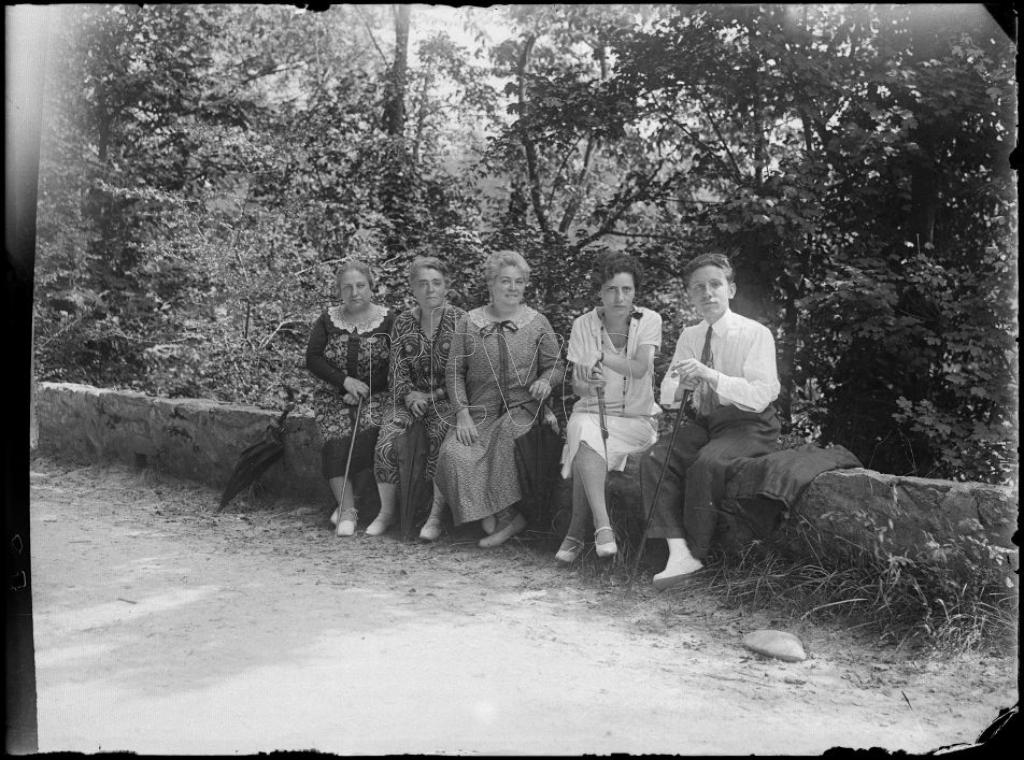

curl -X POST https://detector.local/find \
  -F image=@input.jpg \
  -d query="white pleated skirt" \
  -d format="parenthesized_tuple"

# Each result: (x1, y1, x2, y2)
(560, 411, 658, 479)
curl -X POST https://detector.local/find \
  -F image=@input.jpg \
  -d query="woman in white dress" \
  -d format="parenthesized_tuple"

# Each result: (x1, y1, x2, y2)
(557, 252, 662, 561)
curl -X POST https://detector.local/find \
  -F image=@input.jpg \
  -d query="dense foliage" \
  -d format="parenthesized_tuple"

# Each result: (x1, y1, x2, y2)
(34, 4, 1016, 485)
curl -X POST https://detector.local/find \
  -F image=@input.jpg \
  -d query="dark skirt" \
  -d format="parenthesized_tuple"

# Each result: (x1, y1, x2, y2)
(322, 426, 381, 480)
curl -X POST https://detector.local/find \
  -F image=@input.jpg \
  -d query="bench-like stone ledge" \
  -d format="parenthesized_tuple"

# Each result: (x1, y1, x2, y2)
(33, 382, 1018, 587)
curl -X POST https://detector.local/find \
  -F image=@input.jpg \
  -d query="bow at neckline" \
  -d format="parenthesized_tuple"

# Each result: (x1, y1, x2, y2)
(482, 319, 519, 335)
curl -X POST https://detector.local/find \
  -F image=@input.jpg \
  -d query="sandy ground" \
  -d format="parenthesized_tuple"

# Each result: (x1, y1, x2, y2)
(28, 455, 1016, 755)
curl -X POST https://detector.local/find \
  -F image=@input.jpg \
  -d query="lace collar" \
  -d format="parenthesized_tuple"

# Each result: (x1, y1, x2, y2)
(467, 305, 539, 331)
(327, 302, 388, 333)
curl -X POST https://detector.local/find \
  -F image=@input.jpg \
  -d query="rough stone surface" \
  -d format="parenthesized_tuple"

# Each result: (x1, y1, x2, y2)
(795, 469, 1017, 581)
(742, 629, 808, 662)
(35, 382, 331, 504)
(35, 382, 1018, 586)
(591, 451, 1016, 585)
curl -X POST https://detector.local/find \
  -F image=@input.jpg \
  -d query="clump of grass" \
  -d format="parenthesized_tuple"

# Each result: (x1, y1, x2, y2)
(703, 517, 1017, 655)
(530, 494, 1015, 655)
(557, 498, 1015, 654)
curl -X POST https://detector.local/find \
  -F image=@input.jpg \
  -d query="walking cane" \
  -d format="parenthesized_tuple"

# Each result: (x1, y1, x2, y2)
(594, 359, 610, 463)
(594, 358, 617, 559)
(631, 386, 693, 575)
(335, 394, 364, 537)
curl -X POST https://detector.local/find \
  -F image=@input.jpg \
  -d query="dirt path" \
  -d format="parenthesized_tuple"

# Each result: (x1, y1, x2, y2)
(29, 456, 1014, 755)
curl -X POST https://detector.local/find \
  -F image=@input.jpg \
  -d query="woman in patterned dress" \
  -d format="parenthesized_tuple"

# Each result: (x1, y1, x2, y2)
(305, 260, 395, 536)
(364, 256, 466, 536)
(425, 250, 564, 547)
(555, 252, 662, 563)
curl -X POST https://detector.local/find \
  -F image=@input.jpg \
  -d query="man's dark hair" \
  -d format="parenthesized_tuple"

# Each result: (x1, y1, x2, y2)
(682, 252, 734, 286)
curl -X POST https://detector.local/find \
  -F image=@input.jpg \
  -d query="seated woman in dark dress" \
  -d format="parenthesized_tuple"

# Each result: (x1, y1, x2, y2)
(366, 256, 466, 536)
(305, 259, 395, 536)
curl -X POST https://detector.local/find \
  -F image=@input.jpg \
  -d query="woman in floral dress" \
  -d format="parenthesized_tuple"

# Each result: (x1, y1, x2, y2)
(305, 260, 395, 536)
(365, 256, 465, 536)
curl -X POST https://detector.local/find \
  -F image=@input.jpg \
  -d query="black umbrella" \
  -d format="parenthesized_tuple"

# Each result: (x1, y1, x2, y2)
(395, 417, 432, 541)
(513, 401, 563, 527)
(218, 405, 293, 511)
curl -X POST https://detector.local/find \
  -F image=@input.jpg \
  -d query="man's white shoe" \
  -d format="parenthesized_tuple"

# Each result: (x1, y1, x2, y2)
(652, 557, 704, 590)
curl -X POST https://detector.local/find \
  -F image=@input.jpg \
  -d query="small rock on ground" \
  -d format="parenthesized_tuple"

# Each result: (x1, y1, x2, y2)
(742, 629, 808, 662)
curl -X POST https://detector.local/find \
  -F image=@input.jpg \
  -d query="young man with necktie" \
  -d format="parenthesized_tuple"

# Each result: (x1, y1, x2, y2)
(639, 252, 782, 589)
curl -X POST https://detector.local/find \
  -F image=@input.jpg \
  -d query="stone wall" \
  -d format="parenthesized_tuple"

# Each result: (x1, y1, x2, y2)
(34, 382, 332, 505)
(33, 382, 1018, 584)
(600, 459, 1018, 588)
(796, 469, 1017, 571)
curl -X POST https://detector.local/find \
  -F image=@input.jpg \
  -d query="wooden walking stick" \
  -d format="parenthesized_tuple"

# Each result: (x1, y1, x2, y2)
(594, 358, 610, 464)
(335, 394, 364, 537)
(631, 386, 693, 576)
(593, 356, 618, 559)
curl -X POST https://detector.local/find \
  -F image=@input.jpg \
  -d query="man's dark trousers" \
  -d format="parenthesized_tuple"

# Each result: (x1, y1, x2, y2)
(639, 404, 780, 560)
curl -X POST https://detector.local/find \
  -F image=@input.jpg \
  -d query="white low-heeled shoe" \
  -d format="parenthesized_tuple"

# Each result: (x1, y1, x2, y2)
(555, 536, 584, 564)
(478, 510, 527, 548)
(594, 526, 618, 558)
(335, 505, 358, 537)
(419, 515, 443, 542)
(364, 514, 394, 536)
(336, 519, 356, 537)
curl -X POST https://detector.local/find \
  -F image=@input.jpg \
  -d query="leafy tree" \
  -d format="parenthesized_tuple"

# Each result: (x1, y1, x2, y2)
(33, 4, 1016, 484)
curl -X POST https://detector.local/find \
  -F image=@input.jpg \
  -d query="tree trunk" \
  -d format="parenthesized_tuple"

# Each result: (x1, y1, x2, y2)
(747, 7, 765, 188)
(382, 4, 411, 137)
(903, 6, 945, 247)
(412, 69, 430, 165)
(775, 282, 799, 426)
(514, 34, 551, 238)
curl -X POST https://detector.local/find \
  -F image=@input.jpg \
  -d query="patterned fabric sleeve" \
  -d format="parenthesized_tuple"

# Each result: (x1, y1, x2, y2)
(446, 312, 472, 415)
(389, 312, 415, 404)
(368, 310, 395, 395)
(305, 312, 347, 390)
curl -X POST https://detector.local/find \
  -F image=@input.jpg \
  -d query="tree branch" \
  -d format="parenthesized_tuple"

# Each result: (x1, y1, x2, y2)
(696, 93, 746, 184)
(574, 160, 664, 250)
(558, 134, 598, 235)
(666, 114, 746, 179)
(355, 6, 389, 66)
(543, 136, 584, 210)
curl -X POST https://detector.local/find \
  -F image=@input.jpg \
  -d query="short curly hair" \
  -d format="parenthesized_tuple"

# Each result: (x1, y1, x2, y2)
(483, 249, 530, 284)
(682, 252, 734, 286)
(335, 259, 375, 290)
(591, 251, 643, 292)
(408, 255, 449, 284)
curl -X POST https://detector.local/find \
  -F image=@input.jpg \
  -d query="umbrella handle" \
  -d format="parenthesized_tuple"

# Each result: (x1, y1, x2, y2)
(275, 403, 294, 429)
